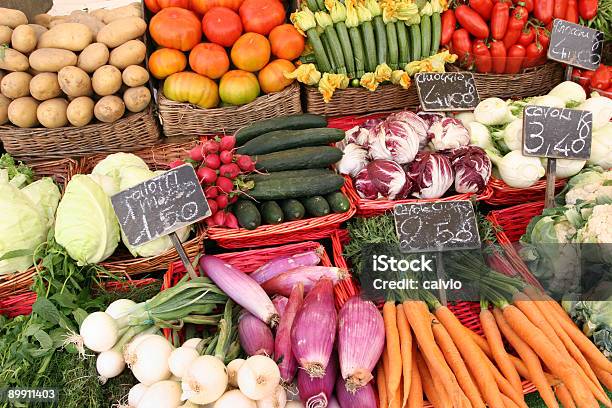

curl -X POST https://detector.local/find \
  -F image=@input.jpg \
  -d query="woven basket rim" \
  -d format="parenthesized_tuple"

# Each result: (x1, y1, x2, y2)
(447, 61, 562, 77)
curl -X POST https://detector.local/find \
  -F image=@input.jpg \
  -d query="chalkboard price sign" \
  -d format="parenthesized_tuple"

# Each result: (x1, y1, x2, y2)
(415, 72, 479, 111)
(393, 201, 481, 253)
(548, 19, 603, 70)
(522, 105, 593, 160)
(111, 164, 211, 247)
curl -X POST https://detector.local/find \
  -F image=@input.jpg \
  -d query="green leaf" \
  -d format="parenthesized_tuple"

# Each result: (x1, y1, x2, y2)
(33, 329, 53, 350)
(32, 298, 62, 325)
(0, 248, 34, 261)
(51, 292, 78, 310)
(23, 323, 43, 337)
(72, 308, 88, 327)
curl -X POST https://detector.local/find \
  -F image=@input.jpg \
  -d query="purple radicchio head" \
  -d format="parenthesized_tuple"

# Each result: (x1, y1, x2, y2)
(355, 167, 379, 199)
(428, 117, 470, 151)
(367, 159, 412, 200)
(405, 151, 454, 199)
(446, 146, 492, 194)
(345, 125, 371, 148)
(367, 120, 420, 165)
(387, 110, 431, 150)
(417, 111, 446, 127)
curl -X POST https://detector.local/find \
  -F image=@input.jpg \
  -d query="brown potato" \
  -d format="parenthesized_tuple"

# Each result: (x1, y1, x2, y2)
(38, 23, 93, 51)
(28, 24, 48, 39)
(33, 14, 52, 28)
(0, 48, 29, 72)
(11, 25, 37, 53)
(108, 40, 146, 69)
(94, 95, 125, 123)
(58, 66, 92, 97)
(29, 48, 77, 72)
(37, 98, 68, 128)
(0, 8, 28, 29)
(102, 4, 142, 23)
(92, 65, 122, 96)
(30, 73, 61, 101)
(78, 43, 109, 73)
(0, 71, 32, 99)
(0, 69, 4, 82)
(122, 65, 149, 87)
(89, 9, 108, 22)
(66, 96, 94, 127)
(48, 18, 68, 28)
(0, 94, 10, 125)
(64, 11, 105, 36)
(8, 97, 39, 128)
(0, 26, 13, 44)
(96, 17, 146, 48)
(123, 86, 151, 113)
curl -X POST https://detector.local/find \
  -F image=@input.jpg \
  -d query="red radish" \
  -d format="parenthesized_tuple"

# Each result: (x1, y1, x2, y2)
(197, 167, 217, 184)
(220, 150, 233, 164)
(216, 176, 234, 193)
(189, 144, 205, 161)
(225, 212, 239, 229)
(216, 194, 229, 209)
(220, 135, 236, 151)
(228, 195, 239, 204)
(205, 154, 221, 170)
(208, 199, 219, 214)
(205, 185, 219, 198)
(236, 155, 255, 172)
(204, 139, 220, 154)
(219, 163, 240, 179)
(205, 216, 218, 227)
(168, 159, 186, 168)
(213, 211, 226, 225)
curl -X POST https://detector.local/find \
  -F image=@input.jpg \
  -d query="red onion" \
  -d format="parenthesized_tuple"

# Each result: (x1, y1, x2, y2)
(335, 379, 377, 408)
(298, 353, 337, 408)
(291, 278, 337, 378)
(275, 284, 303, 383)
(199, 255, 278, 325)
(262, 266, 348, 297)
(238, 311, 274, 356)
(272, 296, 289, 319)
(338, 296, 385, 392)
(250, 249, 323, 284)
(327, 397, 341, 408)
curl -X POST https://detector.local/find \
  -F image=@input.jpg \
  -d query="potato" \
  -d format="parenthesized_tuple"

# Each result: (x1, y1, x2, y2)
(123, 86, 151, 113)
(8, 97, 39, 128)
(48, 18, 68, 28)
(0, 48, 29, 72)
(29, 48, 77, 72)
(78, 43, 109, 73)
(30, 73, 61, 101)
(28, 24, 48, 39)
(0, 8, 28, 29)
(33, 14, 52, 28)
(92, 65, 122, 96)
(38, 23, 93, 52)
(94, 95, 125, 123)
(11, 25, 37, 53)
(90, 9, 108, 22)
(0, 26, 12, 44)
(0, 94, 10, 125)
(64, 11, 105, 36)
(108, 40, 146, 70)
(122, 65, 149, 87)
(102, 4, 143, 23)
(58, 66, 92, 97)
(67, 96, 94, 127)
(37, 98, 68, 128)
(0, 71, 32, 99)
(96, 17, 146, 49)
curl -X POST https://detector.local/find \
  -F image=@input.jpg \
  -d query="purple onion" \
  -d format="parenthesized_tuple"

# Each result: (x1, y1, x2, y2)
(262, 266, 348, 297)
(338, 297, 385, 392)
(251, 249, 323, 284)
(291, 278, 337, 378)
(327, 397, 341, 408)
(200, 255, 278, 325)
(275, 283, 304, 383)
(272, 296, 289, 319)
(238, 311, 274, 356)
(298, 353, 338, 407)
(336, 379, 377, 408)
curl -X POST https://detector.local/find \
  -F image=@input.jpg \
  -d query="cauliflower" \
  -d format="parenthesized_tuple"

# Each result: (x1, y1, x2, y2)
(576, 204, 612, 263)
(565, 169, 612, 205)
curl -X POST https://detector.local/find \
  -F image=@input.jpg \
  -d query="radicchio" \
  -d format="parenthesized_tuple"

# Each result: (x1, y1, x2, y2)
(368, 121, 420, 164)
(337, 143, 368, 177)
(345, 125, 371, 147)
(406, 152, 454, 199)
(428, 117, 470, 151)
(367, 160, 412, 200)
(417, 111, 446, 127)
(355, 167, 378, 199)
(387, 111, 430, 149)
(446, 146, 492, 194)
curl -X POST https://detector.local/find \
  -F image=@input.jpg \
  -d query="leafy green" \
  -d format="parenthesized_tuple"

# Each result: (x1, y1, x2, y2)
(0, 154, 35, 186)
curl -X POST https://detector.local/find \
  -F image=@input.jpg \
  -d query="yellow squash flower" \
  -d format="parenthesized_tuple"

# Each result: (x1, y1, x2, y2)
(285, 64, 322, 86)
(318, 73, 349, 102)
(365, 0, 382, 16)
(360, 72, 379, 91)
(381, 0, 398, 23)
(291, 7, 317, 35)
(326, 0, 347, 22)
(396, 0, 419, 24)
(374, 63, 392, 82)
(356, 2, 373, 22)
(420, 1, 433, 16)
(345, 0, 360, 27)
(391, 70, 411, 89)
(430, 0, 443, 13)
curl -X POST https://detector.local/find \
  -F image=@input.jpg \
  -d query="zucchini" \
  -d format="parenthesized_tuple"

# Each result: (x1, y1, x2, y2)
(254, 146, 344, 172)
(325, 26, 347, 75)
(372, 16, 387, 66)
(386, 21, 399, 70)
(321, 32, 337, 73)
(361, 21, 377, 72)
(234, 200, 261, 230)
(280, 199, 306, 221)
(430, 12, 441, 56)
(299, 53, 317, 64)
(410, 24, 421, 62)
(247, 169, 334, 183)
(261, 201, 284, 225)
(237, 128, 345, 156)
(348, 26, 366, 77)
(420, 14, 431, 59)
(301, 196, 331, 217)
(249, 173, 345, 200)
(307, 28, 333, 74)
(305, 0, 319, 11)
(336, 22, 356, 78)
(235, 114, 327, 146)
(396, 22, 410, 66)
(315, 0, 325, 12)
(325, 191, 351, 213)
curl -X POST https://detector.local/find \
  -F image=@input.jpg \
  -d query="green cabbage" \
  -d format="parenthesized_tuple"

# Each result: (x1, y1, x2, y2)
(91, 153, 149, 186)
(88, 174, 120, 197)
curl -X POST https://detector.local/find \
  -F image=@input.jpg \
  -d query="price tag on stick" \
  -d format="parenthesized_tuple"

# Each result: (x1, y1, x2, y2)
(111, 164, 211, 279)
(547, 19, 604, 71)
(415, 72, 480, 111)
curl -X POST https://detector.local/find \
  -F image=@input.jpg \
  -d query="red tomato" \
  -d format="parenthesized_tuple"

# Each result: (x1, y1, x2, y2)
(502, 10, 526, 48)
(534, 0, 554, 24)
(578, 0, 598, 20)
(490, 2, 510, 40)
(230, 32, 271, 72)
(202, 7, 243, 47)
(524, 42, 546, 68)
(473, 40, 493, 73)
(145, 0, 191, 13)
(506, 44, 526, 74)
(490, 40, 507, 74)
(440, 10, 456, 46)
(150, 7, 202, 51)
(451, 29, 474, 68)
(455, 5, 490, 39)
(269, 24, 305, 60)
(518, 26, 535, 46)
(258, 59, 296, 94)
(239, 0, 286, 35)
(513, 0, 534, 12)
(566, 0, 580, 22)
(219, 70, 260, 106)
(553, 0, 569, 18)
(536, 27, 550, 48)
(189, 43, 230, 79)
(469, 0, 493, 20)
(191, 0, 244, 13)
(149, 48, 188, 79)
(591, 65, 611, 90)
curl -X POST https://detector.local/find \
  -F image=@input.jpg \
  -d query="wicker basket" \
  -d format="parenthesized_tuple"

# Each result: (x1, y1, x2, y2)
(157, 82, 302, 139)
(303, 83, 420, 117)
(485, 176, 566, 207)
(447, 62, 564, 100)
(0, 107, 162, 162)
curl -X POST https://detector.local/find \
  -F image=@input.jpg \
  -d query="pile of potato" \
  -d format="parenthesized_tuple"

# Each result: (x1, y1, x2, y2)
(0, 3, 152, 129)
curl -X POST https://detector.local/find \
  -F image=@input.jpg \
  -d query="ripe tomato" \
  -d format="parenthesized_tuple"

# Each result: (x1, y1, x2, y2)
(490, 2, 509, 40)
(145, 0, 191, 13)
(258, 59, 296, 93)
(230, 33, 271, 72)
(149, 7, 202, 51)
(506, 44, 526, 74)
(490, 40, 506, 74)
(202, 7, 243, 47)
(191, 0, 243, 13)
(518, 26, 535, 46)
(189, 43, 230, 79)
(451, 28, 474, 68)
(219, 70, 260, 105)
(269, 24, 305, 60)
(455, 5, 489, 39)
(473, 40, 492, 73)
(149, 48, 188, 79)
(440, 10, 456, 46)
(238, 0, 285, 35)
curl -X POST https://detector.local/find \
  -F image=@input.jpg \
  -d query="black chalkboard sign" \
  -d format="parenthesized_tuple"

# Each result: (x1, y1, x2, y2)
(111, 164, 211, 247)
(522, 105, 592, 160)
(548, 19, 603, 70)
(415, 72, 479, 111)
(393, 201, 481, 253)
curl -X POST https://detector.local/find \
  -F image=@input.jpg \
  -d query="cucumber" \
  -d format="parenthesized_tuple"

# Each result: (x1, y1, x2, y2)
(410, 24, 421, 62)
(372, 16, 387, 66)
(325, 26, 347, 75)
(336, 22, 356, 78)
(361, 21, 377, 72)
(430, 12, 441, 56)
(235, 114, 327, 146)
(301, 196, 331, 217)
(325, 191, 351, 213)
(386, 21, 399, 70)
(396, 22, 410, 66)
(321, 32, 337, 73)
(246, 169, 335, 183)
(348, 26, 366, 78)
(234, 200, 261, 230)
(237, 128, 345, 155)
(420, 14, 431, 59)
(261, 201, 284, 225)
(249, 173, 345, 200)
(280, 199, 306, 221)
(254, 146, 344, 172)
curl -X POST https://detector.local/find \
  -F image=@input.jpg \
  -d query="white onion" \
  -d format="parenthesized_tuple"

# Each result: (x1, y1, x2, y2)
(285, 402, 305, 408)
(128, 383, 148, 407)
(125, 334, 160, 366)
(105, 299, 137, 319)
(256, 385, 287, 408)
(182, 338, 202, 349)
(96, 349, 125, 382)
(131, 335, 173, 385)
(227, 359, 245, 388)
(237, 355, 281, 401)
(213, 390, 257, 408)
(80, 311, 119, 352)
(137, 380, 182, 408)
(168, 347, 199, 379)
(182, 355, 228, 405)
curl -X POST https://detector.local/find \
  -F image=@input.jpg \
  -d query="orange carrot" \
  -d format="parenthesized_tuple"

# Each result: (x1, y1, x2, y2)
(483, 351, 528, 408)
(416, 351, 446, 408)
(378, 363, 388, 408)
(480, 308, 523, 395)
(391, 381, 402, 408)
(384, 301, 402, 403)
(397, 305, 413, 408)
(408, 342, 423, 408)
(555, 384, 577, 408)
(501, 393, 521, 408)
(465, 328, 493, 357)
(424, 347, 454, 408)
(592, 364, 612, 390)
(523, 286, 574, 325)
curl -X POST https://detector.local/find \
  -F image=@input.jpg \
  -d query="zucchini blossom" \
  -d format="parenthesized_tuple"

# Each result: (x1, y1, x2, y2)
(430, 0, 444, 13)
(345, 0, 360, 27)
(356, 2, 373, 23)
(360, 72, 379, 91)
(405, 50, 456, 75)
(420, 1, 433, 16)
(391, 70, 411, 89)
(374, 63, 392, 82)
(326, 0, 347, 22)
(285, 64, 322, 86)
(319, 73, 349, 102)
(315, 11, 333, 28)
(365, 0, 382, 17)
(396, 0, 420, 25)
(381, 0, 398, 23)
(291, 7, 317, 35)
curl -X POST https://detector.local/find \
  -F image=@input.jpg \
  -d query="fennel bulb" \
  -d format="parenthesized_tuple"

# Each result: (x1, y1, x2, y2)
(487, 150, 545, 188)
(474, 98, 515, 126)
(548, 81, 587, 106)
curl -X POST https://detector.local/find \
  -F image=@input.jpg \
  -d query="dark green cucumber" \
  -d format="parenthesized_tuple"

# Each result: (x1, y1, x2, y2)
(246, 169, 334, 183)
(237, 128, 345, 155)
(410, 24, 421, 62)
(325, 26, 347, 75)
(321, 32, 337, 73)
(336, 22, 356, 78)
(234, 200, 261, 230)
(396, 22, 410, 66)
(386, 21, 399, 69)
(430, 12, 441, 56)
(280, 199, 306, 221)
(301, 196, 331, 217)
(348, 26, 366, 77)
(254, 146, 343, 172)
(325, 191, 350, 213)
(420, 14, 431, 59)
(261, 201, 284, 225)
(361, 21, 377, 72)
(235, 114, 327, 146)
(372, 16, 387, 66)
(249, 173, 345, 200)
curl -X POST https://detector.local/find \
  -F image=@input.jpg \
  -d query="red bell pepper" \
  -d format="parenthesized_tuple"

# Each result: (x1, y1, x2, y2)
(553, 0, 568, 19)
(441, 10, 457, 46)
(518, 26, 536, 46)
(506, 44, 526, 73)
(524, 42, 546, 68)
(502, 10, 527, 48)
(469, 0, 494, 20)
(452, 28, 474, 68)
(582, 69, 595, 86)
(491, 2, 510, 40)
(566, 0, 579, 22)
(473, 40, 493, 73)
(591, 65, 611, 90)
(534, 0, 554, 24)
(455, 5, 490, 39)
(490, 40, 507, 73)
(578, 0, 598, 20)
